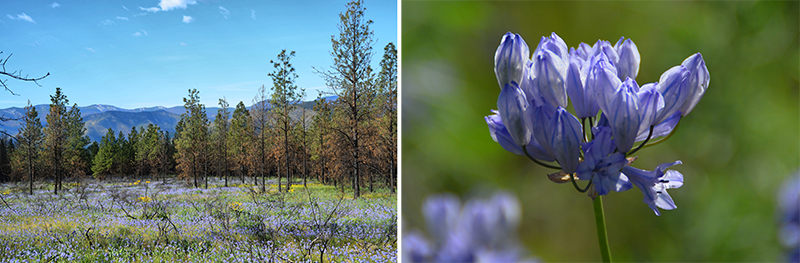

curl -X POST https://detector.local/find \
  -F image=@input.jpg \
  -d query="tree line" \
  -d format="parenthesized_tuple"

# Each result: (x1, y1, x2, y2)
(0, 0, 396, 199)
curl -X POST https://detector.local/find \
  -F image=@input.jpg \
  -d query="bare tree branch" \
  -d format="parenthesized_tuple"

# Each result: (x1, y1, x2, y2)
(0, 52, 50, 96)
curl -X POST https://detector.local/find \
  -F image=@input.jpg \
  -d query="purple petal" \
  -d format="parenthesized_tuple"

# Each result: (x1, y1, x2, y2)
(655, 65, 690, 124)
(636, 83, 665, 135)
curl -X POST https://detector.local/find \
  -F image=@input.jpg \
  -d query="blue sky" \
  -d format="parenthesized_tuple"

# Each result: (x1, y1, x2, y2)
(0, 0, 397, 109)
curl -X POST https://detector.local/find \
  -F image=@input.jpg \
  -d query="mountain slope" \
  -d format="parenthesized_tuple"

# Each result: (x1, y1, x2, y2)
(0, 97, 333, 142)
(83, 110, 182, 142)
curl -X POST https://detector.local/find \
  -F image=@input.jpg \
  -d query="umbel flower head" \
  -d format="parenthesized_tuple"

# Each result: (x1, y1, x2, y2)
(486, 32, 709, 215)
(402, 192, 538, 263)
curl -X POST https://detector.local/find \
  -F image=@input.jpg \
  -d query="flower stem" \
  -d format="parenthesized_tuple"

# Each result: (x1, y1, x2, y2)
(593, 196, 612, 263)
(522, 146, 561, 170)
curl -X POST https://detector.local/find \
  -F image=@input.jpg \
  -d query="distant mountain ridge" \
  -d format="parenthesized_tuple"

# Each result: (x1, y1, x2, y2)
(0, 95, 336, 143)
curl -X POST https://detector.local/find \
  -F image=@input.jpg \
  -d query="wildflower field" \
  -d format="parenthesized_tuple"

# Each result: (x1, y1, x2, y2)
(0, 178, 397, 262)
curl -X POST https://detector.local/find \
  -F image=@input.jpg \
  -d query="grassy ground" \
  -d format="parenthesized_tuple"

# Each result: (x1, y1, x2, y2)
(0, 176, 396, 262)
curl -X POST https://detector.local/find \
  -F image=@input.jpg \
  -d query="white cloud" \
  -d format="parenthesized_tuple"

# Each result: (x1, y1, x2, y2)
(140, 0, 196, 14)
(159, 0, 197, 11)
(134, 12, 147, 17)
(182, 15, 193, 23)
(122, 5, 128, 10)
(116, 16, 128, 21)
(251, 9, 256, 19)
(139, 6, 160, 13)
(86, 47, 96, 52)
(180, 42, 187, 46)
(100, 19, 114, 26)
(7, 13, 36, 24)
(219, 6, 230, 19)
(50, 2, 60, 8)
(132, 29, 147, 37)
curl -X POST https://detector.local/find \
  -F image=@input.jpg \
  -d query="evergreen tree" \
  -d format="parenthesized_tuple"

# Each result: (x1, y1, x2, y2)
(228, 101, 252, 184)
(43, 87, 69, 194)
(16, 101, 43, 194)
(269, 49, 301, 192)
(252, 85, 272, 192)
(136, 124, 161, 178)
(213, 98, 231, 187)
(126, 126, 139, 177)
(316, 0, 376, 198)
(64, 104, 90, 178)
(92, 128, 118, 178)
(377, 42, 397, 193)
(175, 89, 209, 188)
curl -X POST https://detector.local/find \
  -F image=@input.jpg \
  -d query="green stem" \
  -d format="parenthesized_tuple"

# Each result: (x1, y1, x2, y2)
(593, 196, 612, 263)
(642, 119, 682, 148)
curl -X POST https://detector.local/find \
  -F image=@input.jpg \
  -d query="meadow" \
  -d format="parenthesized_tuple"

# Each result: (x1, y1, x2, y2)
(0, 177, 397, 262)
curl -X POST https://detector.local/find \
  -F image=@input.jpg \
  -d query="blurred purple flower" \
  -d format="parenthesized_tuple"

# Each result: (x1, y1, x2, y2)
(403, 192, 537, 263)
(778, 172, 800, 262)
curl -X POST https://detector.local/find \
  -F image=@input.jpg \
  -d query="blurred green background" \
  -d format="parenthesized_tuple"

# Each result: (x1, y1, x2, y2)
(401, 1, 798, 262)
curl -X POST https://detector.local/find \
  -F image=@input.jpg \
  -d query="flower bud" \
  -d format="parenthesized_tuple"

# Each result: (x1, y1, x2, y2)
(590, 40, 619, 67)
(534, 49, 568, 108)
(548, 108, 582, 174)
(655, 65, 690, 124)
(533, 32, 569, 62)
(497, 82, 531, 146)
(423, 193, 461, 244)
(615, 37, 641, 81)
(678, 53, 710, 116)
(636, 83, 665, 136)
(588, 59, 622, 115)
(567, 56, 598, 118)
(606, 81, 641, 153)
(494, 32, 530, 89)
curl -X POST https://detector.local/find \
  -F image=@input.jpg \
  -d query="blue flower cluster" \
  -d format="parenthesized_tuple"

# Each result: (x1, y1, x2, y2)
(778, 173, 799, 263)
(403, 192, 536, 262)
(486, 32, 709, 215)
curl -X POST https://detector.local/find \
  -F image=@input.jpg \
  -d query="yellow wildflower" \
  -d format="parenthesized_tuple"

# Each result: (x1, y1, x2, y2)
(228, 202, 243, 212)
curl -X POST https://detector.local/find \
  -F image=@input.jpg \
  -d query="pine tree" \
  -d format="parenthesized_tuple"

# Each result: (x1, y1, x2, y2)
(16, 101, 43, 195)
(269, 49, 301, 192)
(92, 128, 118, 178)
(213, 98, 231, 187)
(377, 42, 397, 193)
(316, 0, 376, 198)
(175, 89, 209, 188)
(64, 104, 90, 178)
(43, 87, 68, 194)
(252, 85, 272, 192)
(228, 101, 253, 185)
